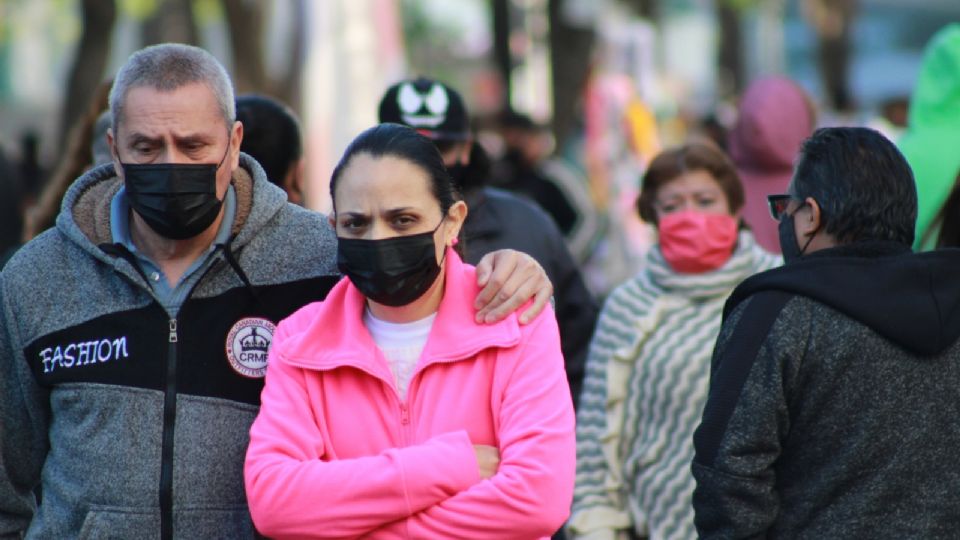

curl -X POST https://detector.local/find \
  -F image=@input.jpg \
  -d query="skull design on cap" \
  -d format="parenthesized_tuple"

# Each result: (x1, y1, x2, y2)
(397, 82, 450, 128)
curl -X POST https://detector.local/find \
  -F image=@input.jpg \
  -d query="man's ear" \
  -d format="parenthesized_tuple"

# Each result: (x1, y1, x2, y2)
(230, 120, 244, 170)
(798, 196, 823, 238)
(284, 158, 306, 206)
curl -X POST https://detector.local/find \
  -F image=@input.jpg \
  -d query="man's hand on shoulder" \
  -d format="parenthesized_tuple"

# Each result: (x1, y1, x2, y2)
(473, 250, 552, 325)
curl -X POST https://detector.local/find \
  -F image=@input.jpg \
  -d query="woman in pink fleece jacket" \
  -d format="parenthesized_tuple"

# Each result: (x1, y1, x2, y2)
(245, 123, 576, 539)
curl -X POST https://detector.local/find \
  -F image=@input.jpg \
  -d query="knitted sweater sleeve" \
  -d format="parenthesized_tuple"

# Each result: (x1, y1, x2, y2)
(0, 275, 48, 538)
(691, 293, 799, 538)
(568, 281, 648, 539)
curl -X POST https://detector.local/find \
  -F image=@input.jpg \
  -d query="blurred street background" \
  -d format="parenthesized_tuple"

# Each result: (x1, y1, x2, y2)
(1, 0, 958, 293)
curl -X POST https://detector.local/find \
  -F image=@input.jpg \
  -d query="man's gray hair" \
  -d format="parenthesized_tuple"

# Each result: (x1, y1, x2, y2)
(109, 43, 236, 134)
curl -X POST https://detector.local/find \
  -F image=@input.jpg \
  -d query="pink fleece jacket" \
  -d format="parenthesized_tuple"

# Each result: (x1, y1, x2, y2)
(244, 249, 575, 539)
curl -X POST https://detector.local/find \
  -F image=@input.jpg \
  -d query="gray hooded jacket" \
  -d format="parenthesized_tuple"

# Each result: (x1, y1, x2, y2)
(0, 154, 340, 538)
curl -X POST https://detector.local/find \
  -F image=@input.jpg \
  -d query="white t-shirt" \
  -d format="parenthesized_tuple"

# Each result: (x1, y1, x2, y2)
(363, 309, 437, 401)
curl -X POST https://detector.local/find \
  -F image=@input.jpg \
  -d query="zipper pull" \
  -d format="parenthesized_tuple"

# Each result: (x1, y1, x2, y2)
(169, 319, 178, 343)
(399, 404, 410, 425)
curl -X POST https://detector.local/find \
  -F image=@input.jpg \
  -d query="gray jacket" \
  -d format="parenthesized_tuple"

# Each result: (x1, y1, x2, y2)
(692, 243, 960, 538)
(0, 155, 340, 538)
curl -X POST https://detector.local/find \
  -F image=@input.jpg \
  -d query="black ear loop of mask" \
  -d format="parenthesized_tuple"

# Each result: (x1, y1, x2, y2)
(779, 200, 819, 263)
(114, 129, 234, 240)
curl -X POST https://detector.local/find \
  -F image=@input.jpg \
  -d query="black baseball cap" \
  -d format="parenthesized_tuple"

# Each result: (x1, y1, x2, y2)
(378, 78, 470, 141)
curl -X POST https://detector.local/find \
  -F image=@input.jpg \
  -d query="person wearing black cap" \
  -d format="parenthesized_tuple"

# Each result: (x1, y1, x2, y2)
(379, 77, 599, 408)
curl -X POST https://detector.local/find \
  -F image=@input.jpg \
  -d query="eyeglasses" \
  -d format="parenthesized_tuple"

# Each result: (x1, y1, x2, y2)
(767, 194, 794, 221)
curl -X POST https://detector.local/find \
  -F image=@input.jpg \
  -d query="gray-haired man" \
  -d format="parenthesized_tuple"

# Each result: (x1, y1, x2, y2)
(0, 43, 551, 539)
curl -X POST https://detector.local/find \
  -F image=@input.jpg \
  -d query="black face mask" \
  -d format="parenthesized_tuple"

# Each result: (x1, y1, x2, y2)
(778, 202, 816, 263)
(336, 221, 446, 307)
(120, 142, 230, 240)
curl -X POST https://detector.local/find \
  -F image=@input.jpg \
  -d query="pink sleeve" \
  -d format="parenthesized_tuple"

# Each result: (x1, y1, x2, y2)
(369, 307, 576, 539)
(244, 323, 481, 539)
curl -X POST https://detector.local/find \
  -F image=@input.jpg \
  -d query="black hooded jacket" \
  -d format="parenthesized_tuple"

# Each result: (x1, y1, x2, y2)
(692, 242, 960, 539)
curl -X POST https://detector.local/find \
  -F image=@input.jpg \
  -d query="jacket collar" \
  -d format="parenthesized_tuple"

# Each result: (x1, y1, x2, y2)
(278, 248, 522, 374)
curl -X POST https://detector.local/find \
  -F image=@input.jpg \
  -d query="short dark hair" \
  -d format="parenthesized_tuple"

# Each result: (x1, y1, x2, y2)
(790, 127, 916, 246)
(236, 94, 302, 186)
(329, 123, 458, 217)
(636, 142, 744, 224)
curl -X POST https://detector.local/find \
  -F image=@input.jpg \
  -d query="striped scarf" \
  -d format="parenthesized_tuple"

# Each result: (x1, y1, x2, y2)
(570, 231, 780, 540)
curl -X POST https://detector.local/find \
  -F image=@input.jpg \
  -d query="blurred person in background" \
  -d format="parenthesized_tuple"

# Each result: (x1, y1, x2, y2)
(569, 143, 779, 540)
(236, 94, 306, 206)
(492, 109, 601, 265)
(379, 77, 598, 408)
(245, 123, 575, 539)
(898, 23, 960, 250)
(493, 110, 580, 235)
(0, 149, 24, 267)
(728, 77, 816, 254)
(21, 79, 113, 242)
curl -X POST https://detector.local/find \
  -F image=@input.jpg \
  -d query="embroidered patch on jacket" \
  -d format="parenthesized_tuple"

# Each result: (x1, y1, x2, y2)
(225, 317, 276, 378)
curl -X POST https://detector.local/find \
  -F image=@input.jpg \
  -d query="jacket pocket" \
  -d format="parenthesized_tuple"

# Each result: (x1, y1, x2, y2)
(174, 505, 257, 539)
(78, 506, 160, 540)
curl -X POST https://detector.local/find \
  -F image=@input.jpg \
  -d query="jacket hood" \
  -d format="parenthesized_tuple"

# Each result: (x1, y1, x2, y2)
(725, 242, 960, 356)
(57, 153, 288, 268)
(906, 24, 960, 130)
(729, 77, 814, 173)
(276, 248, 522, 372)
(729, 77, 815, 253)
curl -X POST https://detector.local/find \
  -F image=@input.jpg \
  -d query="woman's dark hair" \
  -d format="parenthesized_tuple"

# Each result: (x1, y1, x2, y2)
(927, 169, 960, 248)
(791, 127, 916, 246)
(330, 123, 459, 216)
(636, 142, 744, 225)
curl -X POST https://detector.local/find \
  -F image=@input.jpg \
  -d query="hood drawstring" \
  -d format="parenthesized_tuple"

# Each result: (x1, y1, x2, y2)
(99, 243, 151, 285)
(216, 240, 261, 306)
(100, 240, 261, 307)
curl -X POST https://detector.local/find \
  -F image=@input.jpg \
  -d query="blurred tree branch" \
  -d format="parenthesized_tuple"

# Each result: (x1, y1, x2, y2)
(142, 0, 199, 47)
(802, 0, 858, 111)
(59, 0, 115, 148)
(548, 0, 595, 152)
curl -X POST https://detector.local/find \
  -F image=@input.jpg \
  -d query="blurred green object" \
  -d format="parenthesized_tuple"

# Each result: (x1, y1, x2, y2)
(898, 23, 960, 250)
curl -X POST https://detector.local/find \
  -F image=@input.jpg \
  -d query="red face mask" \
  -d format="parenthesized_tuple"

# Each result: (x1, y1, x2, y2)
(657, 210, 738, 274)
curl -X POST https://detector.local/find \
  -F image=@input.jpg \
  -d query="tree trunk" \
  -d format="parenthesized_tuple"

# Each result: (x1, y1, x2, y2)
(59, 0, 116, 148)
(620, 0, 657, 19)
(802, 0, 858, 112)
(548, 0, 595, 152)
(222, 0, 268, 94)
(141, 0, 200, 47)
(716, 1, 744, 99)
(271, 0, 308, 113)
(490, 0, 512, 112)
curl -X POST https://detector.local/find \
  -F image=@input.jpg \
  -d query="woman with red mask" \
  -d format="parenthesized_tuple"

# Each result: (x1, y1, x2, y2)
(568, 143, 779, 540)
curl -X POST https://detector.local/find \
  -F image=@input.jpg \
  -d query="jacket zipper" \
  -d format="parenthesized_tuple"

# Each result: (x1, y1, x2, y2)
(160, 318, 178, 540)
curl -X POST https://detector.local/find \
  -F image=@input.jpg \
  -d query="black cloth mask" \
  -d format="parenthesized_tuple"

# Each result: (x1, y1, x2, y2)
(120, 142, 230, 240)
(779, 202, 816, 263)
(336, 220, 446, 307)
